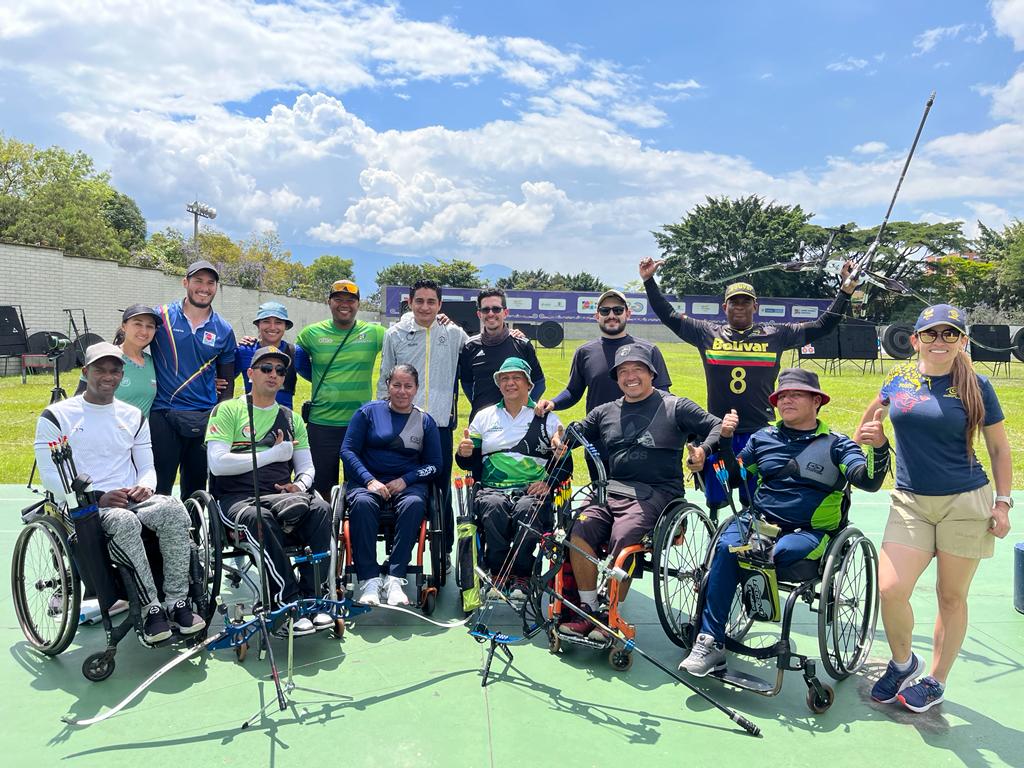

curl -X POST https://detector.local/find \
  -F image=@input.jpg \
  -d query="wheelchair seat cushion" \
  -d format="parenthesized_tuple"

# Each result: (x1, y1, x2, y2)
(775, 558, 821, 584)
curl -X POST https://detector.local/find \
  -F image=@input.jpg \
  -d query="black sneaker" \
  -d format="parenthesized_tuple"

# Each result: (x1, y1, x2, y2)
(168, 599, 207, 635)
(143, 605, 173, 644)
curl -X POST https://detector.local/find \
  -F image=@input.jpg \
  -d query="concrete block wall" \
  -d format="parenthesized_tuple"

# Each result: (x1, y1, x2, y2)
(0, 242, 377, 374)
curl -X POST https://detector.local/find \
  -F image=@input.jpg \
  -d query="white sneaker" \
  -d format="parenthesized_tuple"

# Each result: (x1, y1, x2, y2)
(357, 577, 383, 605)
(311, 612, 334, 630)
(274, 616, 316, 638)
(384, 576, 410, 606)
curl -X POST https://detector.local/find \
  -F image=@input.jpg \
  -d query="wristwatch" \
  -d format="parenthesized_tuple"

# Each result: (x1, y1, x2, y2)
(994, 495, 1014, 508)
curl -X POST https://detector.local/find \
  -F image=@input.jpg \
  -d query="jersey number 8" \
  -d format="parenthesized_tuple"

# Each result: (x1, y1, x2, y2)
(730, 367, 747, 394)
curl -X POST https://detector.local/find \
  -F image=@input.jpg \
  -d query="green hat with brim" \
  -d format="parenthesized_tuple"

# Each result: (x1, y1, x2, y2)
(493, 357, 533, 388)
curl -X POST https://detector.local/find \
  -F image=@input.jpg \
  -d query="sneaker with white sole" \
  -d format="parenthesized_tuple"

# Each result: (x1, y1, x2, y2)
(897, 675, 945, 713)
(384, 576, 410, 606)
(311, 612, 334, 630)
(142, 605, 173, 644)
(274, 616, 316, 638)
(870, 653, 923, 703)
(678, 632, 727, 677)
(357, 577, 383, 605)
(508, 576, 530, 602)
(168, 599, 207, 635)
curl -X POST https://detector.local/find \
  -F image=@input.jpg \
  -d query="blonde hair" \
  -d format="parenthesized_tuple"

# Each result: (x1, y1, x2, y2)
(950, 346, 985, 461)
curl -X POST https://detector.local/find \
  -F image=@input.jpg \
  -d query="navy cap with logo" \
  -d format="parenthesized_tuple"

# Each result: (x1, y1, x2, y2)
(121, 303, 163, 326)
(186, 260, 220, 281)
(914, 303, 967, 335)
(609, 343, 657, 381)
(251, 345, 292, 368)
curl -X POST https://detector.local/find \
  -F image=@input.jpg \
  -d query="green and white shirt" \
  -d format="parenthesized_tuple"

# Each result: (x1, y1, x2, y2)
(468, 400, 562, 489)
(295, 319, 385, 427)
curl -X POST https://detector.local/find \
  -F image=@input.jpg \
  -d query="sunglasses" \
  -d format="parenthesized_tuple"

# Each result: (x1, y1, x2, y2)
(478, 305, 505, 314)
(256, 364, 288, 376)
(597, 305, 626, 316)
(917, 328, 963, 343)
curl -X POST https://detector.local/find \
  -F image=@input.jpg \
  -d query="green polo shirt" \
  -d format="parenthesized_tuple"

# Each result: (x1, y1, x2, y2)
(295, 319, 385, 427)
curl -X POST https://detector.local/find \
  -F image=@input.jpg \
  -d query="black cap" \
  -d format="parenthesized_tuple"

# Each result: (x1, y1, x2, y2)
(121, 304, 163, 326)
(251, 345, 292, 368)
(609, 343, 657, 381)
(186, 260, 220, 280)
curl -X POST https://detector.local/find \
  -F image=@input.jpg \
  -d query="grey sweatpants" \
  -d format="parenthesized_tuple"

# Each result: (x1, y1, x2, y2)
(100, 495, 192, 607)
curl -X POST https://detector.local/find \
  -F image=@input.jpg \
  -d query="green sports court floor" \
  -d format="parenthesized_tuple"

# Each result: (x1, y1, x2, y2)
(1, 484, 1022, 768)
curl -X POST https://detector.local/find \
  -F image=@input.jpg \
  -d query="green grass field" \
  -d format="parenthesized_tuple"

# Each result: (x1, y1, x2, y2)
(3, 341, 1021, 487)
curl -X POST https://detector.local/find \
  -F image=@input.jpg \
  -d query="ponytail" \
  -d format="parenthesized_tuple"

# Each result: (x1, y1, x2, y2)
(112, 325, 126, 346)
(950, 347, 985, 461)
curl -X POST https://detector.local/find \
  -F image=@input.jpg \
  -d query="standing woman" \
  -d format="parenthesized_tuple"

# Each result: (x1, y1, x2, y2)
(341, 364, 441, 608)
(858, 304, 1012, 713)
(76, 304, 160, 415)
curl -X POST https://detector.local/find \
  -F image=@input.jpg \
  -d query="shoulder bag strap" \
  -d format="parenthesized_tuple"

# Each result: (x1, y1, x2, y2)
(309, 324, 356, 407)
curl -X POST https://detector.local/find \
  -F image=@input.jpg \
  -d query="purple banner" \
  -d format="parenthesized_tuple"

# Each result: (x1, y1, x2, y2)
(384, 286, 833, 324)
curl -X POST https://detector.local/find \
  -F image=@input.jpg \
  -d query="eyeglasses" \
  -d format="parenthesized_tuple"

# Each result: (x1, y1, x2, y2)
(917, 328, 963, 343)
(256, 364, 288, 376)
(597, 305, 626, 316)
(478, 305, 505, 314)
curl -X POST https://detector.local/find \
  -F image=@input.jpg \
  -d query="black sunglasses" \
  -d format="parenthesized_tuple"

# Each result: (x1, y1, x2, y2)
(598, 305, 626, 316)
(478, 305, 505, 314)
(917, 328, 963, 343)
(256, 364, 288, 376)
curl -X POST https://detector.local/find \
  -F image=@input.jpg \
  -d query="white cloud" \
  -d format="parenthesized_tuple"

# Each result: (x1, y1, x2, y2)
(853, 141, 889, 155)
(991, 0, 1024, 49)
(912, 23, 988, 55)
(826, 57, 868, 72)
(654, 79, 702, 91)
(975, 65, 1024, 121)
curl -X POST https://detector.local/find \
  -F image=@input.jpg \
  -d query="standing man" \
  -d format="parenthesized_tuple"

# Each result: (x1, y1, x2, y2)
(639, 256, 855, 517)
(459, 288, 545, 421)
(377, 278, 468, 555)
(235, 301, 307, 409)
(535, 288, 672, 480)
(295, 279, 385, 501)
(150, 260, 236, 500)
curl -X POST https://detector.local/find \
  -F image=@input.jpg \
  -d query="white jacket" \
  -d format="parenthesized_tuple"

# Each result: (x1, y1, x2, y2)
(376, 312, 468, 428)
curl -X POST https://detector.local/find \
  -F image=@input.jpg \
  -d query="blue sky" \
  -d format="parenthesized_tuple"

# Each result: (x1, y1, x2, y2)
(3, 1, 1024, 287)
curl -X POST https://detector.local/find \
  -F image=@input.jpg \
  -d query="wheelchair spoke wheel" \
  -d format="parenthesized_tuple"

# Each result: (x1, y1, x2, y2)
(185, 492, 223, 621)
(11, 516, 81, 655)
(818, 529, 879, 679)
(652, 501, 714, 649)
(725, 583, 754, 643)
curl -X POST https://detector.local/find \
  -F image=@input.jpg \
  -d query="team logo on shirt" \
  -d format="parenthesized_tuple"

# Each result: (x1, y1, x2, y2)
(209, 423, 220, 435)
(202, 331, 218, 346)
(241, 424, 252, 437)
(944, 386, 960, 400)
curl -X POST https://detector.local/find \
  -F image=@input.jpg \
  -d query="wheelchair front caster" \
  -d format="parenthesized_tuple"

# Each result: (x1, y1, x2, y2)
(421, 590, 436, 617)
(609, 649, 633, 672)
(548, 631, 561, 654)
(807, 683, 834, 714)
(334, 617, 346, 638)
(83, 652, 115, 681)
(235, 642, 248, 662)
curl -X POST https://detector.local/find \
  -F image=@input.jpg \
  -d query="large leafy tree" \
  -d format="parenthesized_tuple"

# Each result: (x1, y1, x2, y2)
(102, 190, 147, 252)
(496, 269, 607, 291)
(302, 254, 355, 300)
(373, 258, 483, 305)
(653, 195, 833, 298)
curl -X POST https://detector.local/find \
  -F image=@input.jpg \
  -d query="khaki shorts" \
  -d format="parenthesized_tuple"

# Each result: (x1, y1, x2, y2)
(883, 485, 995, 559)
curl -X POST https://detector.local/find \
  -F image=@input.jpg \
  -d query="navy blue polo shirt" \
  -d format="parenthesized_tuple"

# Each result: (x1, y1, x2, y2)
(151, 300, 236, 411)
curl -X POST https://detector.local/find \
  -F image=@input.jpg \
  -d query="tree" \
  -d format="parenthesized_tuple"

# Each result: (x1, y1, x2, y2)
(560, 271, 608, 292)
(921, 255, 999, 311)
(102, 190, 147, 252)
(302, 254, 355, 300)
(653, 195, 831, 298)
(372, 258, 483, 305)
(496, 268, 607, 291)
(133, 227, 189, 270)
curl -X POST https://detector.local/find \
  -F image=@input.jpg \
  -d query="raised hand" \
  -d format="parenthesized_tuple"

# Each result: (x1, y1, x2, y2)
(720, 408, 739, 439)
(856, 407, 888, 448)
(839, 259, 859, 294)
(685, 443, 706, 472)
(550, 424, 567, 458)
(457, 428, 475, 457)
(639, 257, 665, 281)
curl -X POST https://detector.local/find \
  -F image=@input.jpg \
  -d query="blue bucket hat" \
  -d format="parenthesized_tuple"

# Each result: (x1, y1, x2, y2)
(253, 301, 293, 329)
(914, 304, 967, 335)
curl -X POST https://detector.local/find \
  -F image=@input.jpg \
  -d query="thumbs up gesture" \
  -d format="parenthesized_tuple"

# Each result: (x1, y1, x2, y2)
(551, 424, 567, 458)
(457, 428, 475, 457)
(720, 408, 739, 439)
(685, 443, 706, 472)
(856, 406, 888, 449)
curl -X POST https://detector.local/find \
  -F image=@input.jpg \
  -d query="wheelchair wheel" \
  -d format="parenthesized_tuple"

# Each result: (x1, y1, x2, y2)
(427, 486, 445, 593)
(652, 500, 714, 649)
(185, 491, 223, 618)
(818, 528, 879, 680)
(11, 515, 81, 655)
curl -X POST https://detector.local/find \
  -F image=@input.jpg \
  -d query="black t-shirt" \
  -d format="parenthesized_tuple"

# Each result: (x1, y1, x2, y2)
(644, 277, 849, 433)
(579, 390, 721, 498)
(458, 333, 544, 419)
(551, 334, 672, 413)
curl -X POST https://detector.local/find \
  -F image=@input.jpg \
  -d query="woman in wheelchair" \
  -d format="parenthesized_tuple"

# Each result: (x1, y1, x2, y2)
(455, 357, 567, 600)
(679, 368, 889, 676)
(206, 345, 334, 636)
(341, 364, 442, 607)
(34, 342, 206, 645)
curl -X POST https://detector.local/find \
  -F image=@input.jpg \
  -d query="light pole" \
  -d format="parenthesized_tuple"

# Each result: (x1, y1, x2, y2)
(186, 200, 217, 258)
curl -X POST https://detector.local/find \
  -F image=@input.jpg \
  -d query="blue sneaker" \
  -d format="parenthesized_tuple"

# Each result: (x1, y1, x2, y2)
(870, 653, 923, 703)
(898, 676, 945, 713)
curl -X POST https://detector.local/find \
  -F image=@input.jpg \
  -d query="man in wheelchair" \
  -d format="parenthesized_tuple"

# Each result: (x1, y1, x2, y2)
(455, 357, 568, 600)
(33, 342, 206, 645)
(559, 344, 723, 638)
(206, 346, 333, 636)
(679, 368, 890, 676)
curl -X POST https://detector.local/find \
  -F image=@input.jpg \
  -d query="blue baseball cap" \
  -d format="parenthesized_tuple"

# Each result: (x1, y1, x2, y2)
(914, 304, 967, 335)
(252, 301, 293, 329)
